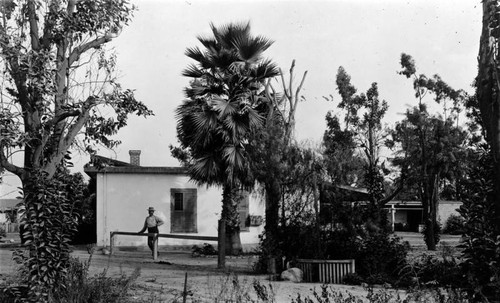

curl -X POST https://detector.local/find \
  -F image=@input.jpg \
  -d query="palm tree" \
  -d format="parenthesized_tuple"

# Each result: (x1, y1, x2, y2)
(174, 22, 278, 254)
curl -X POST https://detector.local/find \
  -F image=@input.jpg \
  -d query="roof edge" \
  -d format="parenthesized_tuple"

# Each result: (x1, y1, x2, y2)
(84, 166, 188, 175)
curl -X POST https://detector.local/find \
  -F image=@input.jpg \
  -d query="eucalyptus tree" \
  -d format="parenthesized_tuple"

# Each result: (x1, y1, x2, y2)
(173, 22, 279, 255)
(391, 53, 467, 250)
(323, 67, 396, 230)
(0, 0, 151, 300)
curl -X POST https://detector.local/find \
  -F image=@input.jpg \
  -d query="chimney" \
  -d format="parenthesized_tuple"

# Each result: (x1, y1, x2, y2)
(129, 150, 141, 166)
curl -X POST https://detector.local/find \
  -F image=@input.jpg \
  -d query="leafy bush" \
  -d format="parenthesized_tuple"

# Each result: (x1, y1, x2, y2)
(356, 233, 410, 283)
(442, 214, 465, 235)
(291, 284, 364, 303)
(324, 230, 410, 285)
(53, 261, 140, 302)
(192, 243, 217, 256)
(458, 150, 500, 301)
(8, 171, 80, 302)
(256, 217, 319, 274)
(0, 255, 140, 303)
(342, 273, 363, 285)
(399, 252, 463, 288)
(291, 284, 470, 303)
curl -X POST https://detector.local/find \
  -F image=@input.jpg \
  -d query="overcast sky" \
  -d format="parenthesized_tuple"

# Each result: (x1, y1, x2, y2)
(88, 0, 481, 168)
(0, 0, 484, 198)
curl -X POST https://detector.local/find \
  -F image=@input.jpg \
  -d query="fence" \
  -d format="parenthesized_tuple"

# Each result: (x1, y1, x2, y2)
(297, 259, 356, 284)
(109, 220, 226, 268)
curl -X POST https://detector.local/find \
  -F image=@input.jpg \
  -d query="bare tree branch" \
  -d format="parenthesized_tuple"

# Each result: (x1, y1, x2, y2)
(43, 97, 95, 177)
(279, 68, 290, 100)
(68, 36, 113, 66)
(44, 110, 81, 130)
(0, 147, 24, 178)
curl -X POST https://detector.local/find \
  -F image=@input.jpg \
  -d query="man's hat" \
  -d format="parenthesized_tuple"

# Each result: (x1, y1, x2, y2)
(148, 207, 155, 211)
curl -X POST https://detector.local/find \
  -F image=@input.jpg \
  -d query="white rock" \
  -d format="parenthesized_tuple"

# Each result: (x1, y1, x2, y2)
(281, 267, 303, 283)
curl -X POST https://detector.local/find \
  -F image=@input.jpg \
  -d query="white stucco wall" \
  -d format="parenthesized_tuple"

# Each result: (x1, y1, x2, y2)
(96, 171, 264, 250)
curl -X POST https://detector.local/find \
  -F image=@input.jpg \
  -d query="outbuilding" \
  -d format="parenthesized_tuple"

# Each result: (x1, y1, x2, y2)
(84, 150, 264, 251)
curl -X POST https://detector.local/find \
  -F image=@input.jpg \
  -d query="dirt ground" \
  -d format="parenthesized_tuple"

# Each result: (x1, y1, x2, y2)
(0, 247, 373, 302)
(0, 233, 461, 302)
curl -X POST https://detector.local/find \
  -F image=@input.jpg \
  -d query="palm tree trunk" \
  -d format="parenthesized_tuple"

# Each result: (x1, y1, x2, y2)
(221, 185, 242, 255)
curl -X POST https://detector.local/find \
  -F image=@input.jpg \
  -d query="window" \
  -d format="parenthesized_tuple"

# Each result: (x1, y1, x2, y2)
(174, 192, 183, 211)
(170, 188, 197, 233)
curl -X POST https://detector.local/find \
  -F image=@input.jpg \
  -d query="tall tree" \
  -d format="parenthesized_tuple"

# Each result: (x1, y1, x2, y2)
(0, 0, 151, 181)
(393, 53, 466, 250)
(173, 22, 278, 255)
(476, 0, 500, 232)
(247, 60, 307, 273)
(0, 1, 152, 300)
(324, 67, 397, 230)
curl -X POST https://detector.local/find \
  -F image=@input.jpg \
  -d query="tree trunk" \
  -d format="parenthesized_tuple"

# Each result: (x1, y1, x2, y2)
(477, 0, 500, 233)
(263, 179, 282, 273)
(421, 180, 434, 250)
(221, 185, 242, 255)
(422, 173, 440, 251)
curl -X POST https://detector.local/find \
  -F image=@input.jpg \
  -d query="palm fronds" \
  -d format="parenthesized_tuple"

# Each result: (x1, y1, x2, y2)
(175, 21, 278, 189)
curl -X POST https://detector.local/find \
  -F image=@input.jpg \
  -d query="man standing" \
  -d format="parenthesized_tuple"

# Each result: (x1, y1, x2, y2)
(139, 206, 164, 256)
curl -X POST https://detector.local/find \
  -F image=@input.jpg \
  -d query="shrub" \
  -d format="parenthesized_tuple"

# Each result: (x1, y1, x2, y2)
(342, 273, 363, 285)
(291, 284, 470, 303)
(458, 150, 500, 301)
(256, 218, 319, 274)
(324, 231, 410, 285)
(399, 252, 463, 288)
(0, 255, 140, 303)
(291, 284, 364, 303)
(8, 171, 80, 302)
(442, 214, 465, 235)
(192, 243, 217, 256)
(356, 233, 410, 283)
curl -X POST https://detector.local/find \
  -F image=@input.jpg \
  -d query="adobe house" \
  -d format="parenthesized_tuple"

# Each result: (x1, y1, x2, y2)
(84, 150, 264, 251)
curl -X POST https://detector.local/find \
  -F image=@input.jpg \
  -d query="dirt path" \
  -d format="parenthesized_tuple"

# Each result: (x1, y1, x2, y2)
(0, 248, 374, 302)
